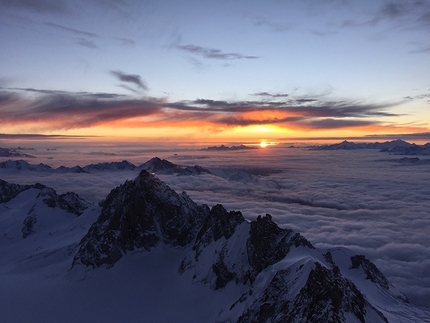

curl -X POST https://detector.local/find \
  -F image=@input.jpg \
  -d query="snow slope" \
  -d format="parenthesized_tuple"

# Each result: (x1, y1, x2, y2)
(1, 173, 429, 323)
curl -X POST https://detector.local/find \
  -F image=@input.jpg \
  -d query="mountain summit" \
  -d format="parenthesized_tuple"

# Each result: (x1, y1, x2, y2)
(71, 170, 415, 323)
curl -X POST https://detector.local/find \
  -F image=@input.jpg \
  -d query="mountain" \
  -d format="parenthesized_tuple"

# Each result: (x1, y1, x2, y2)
(201, 144, 256, 151)
(138, 156, 183, 174)
(70, 170, 425, 322)
(73, 171, 208, 268)
(0, 157, 260, 183)
(0, 179, 90, 217)
(0, 179, 43, 203)
(308, 139, 430, 154)
(394, 157, 430, 165)
(0, 147, 35, 158)
(0, 159, 53, 172)
(178, 165, 212, 176)
(379, 142, 430, 155)
(56, 165, 88, 173)
(309, 140, 370, 150)
(82, 160, 136, 172)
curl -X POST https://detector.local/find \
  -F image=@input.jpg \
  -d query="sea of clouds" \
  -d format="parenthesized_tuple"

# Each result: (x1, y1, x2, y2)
(0, 144, 429, 309)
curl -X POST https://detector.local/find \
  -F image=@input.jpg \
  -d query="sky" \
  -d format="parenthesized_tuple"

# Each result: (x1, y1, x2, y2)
(1, 0, 430, 144)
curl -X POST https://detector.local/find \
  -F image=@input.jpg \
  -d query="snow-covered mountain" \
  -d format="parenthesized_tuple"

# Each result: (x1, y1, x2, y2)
(309, 139, 430, 155)
(1, 172, 430, 322)
(0, 147, 35, 158)
(82, 160, 136, 172)
(0, 157, 259, 183)
(137, 156, 183, 174)
(201, 144, 257, 151)
(0, 159, 53, 172)
(71, 171, 424, 322)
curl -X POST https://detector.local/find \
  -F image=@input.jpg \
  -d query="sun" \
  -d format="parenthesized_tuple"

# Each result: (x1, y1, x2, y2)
(259, 141, 268, 148)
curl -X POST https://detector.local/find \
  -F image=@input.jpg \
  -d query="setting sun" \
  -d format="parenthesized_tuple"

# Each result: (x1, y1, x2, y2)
(259, 141, 268, 148)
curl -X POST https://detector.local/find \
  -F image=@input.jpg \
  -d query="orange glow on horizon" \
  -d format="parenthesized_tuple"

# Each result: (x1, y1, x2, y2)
(2, 112, 430, 145)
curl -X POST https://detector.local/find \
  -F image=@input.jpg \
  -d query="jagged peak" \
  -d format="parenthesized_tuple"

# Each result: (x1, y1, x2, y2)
(73, 170, 209, 268)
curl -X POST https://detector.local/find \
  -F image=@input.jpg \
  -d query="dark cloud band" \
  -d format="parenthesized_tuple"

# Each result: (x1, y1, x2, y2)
(0, 87, 403, 131)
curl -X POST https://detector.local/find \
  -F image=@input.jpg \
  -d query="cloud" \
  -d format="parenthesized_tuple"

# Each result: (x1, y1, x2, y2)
(114, 37, 135, 46)
(403, 92, 430, 102)
(0, 0, 69, 14)
(0, 88, 160, 129)
(110, 70, 148, 91)
(409, 45, 430, 54)
(1, 145, 430, 310)
(77, 38, 99, 49)
(0, 88, 404, 132)
(251, 92, 289, 98)
(379, 1, 404, 19)
(310, 30, 337, 37)
(0, 133, 94, 140)
(176, 44, 259, 60)
(44, 22, 100, 49)
(343, 1, 430, 31)
(253, 17, 295, 32)
(44, 22, 98, 38)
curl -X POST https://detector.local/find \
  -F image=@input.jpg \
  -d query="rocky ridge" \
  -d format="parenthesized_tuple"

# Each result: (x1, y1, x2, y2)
(309, 139, 430, 155)
(72, 170, 411, 323)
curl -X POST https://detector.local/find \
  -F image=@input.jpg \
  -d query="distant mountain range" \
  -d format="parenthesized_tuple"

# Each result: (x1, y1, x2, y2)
(0, 147, 35, 158)
(1, 172, 428, 322)
(309, 139, 430, 155)
(0, 157, 266, 183)
(201, 144, 257, 151)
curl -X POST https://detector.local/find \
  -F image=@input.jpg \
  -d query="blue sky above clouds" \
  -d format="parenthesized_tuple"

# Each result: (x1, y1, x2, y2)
(1, 0, 430, 141)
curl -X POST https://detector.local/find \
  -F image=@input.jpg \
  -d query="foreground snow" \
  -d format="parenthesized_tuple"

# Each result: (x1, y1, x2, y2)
(1, 173, 429, 323)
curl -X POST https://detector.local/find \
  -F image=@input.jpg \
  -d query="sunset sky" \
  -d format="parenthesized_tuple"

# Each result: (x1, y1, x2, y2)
(1, 0, 430, 144)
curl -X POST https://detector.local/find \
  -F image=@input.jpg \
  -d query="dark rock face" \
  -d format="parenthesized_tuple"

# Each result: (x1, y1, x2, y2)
(22, 215, 37, 238)
(246, 214, 313, 281)
(350, 255, 390, 290)
(38, 187, 90, 216)
(0, 160, 52, 171)
(195, 204, 244, 247)
(0, 179, 48, 203)
(0, 148, 35, 158)
(82, 160, 136, 172)
(0, 179, 33, 203)
(71, 171, 410, 322)
(73, 170, 209, 268)
(179, 165, 212, 176)
(237, 263, 389, 323)
(1, 178, 89, 212)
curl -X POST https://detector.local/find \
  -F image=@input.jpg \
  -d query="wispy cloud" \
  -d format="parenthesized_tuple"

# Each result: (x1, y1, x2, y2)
(176, 44, 259, 60)
(114, 37, 135, 46)
(77, 38, 98, 49)
(253, 16, 295, 32)
(44, 22, 100, 49)
(44, 22, 98, 38)
(310, 30, 337, 37)
(341, 1, 430, 31)
(110, 70, 148, 92)
(251, 92, 289, 98)
(0, 0, 69, 15)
